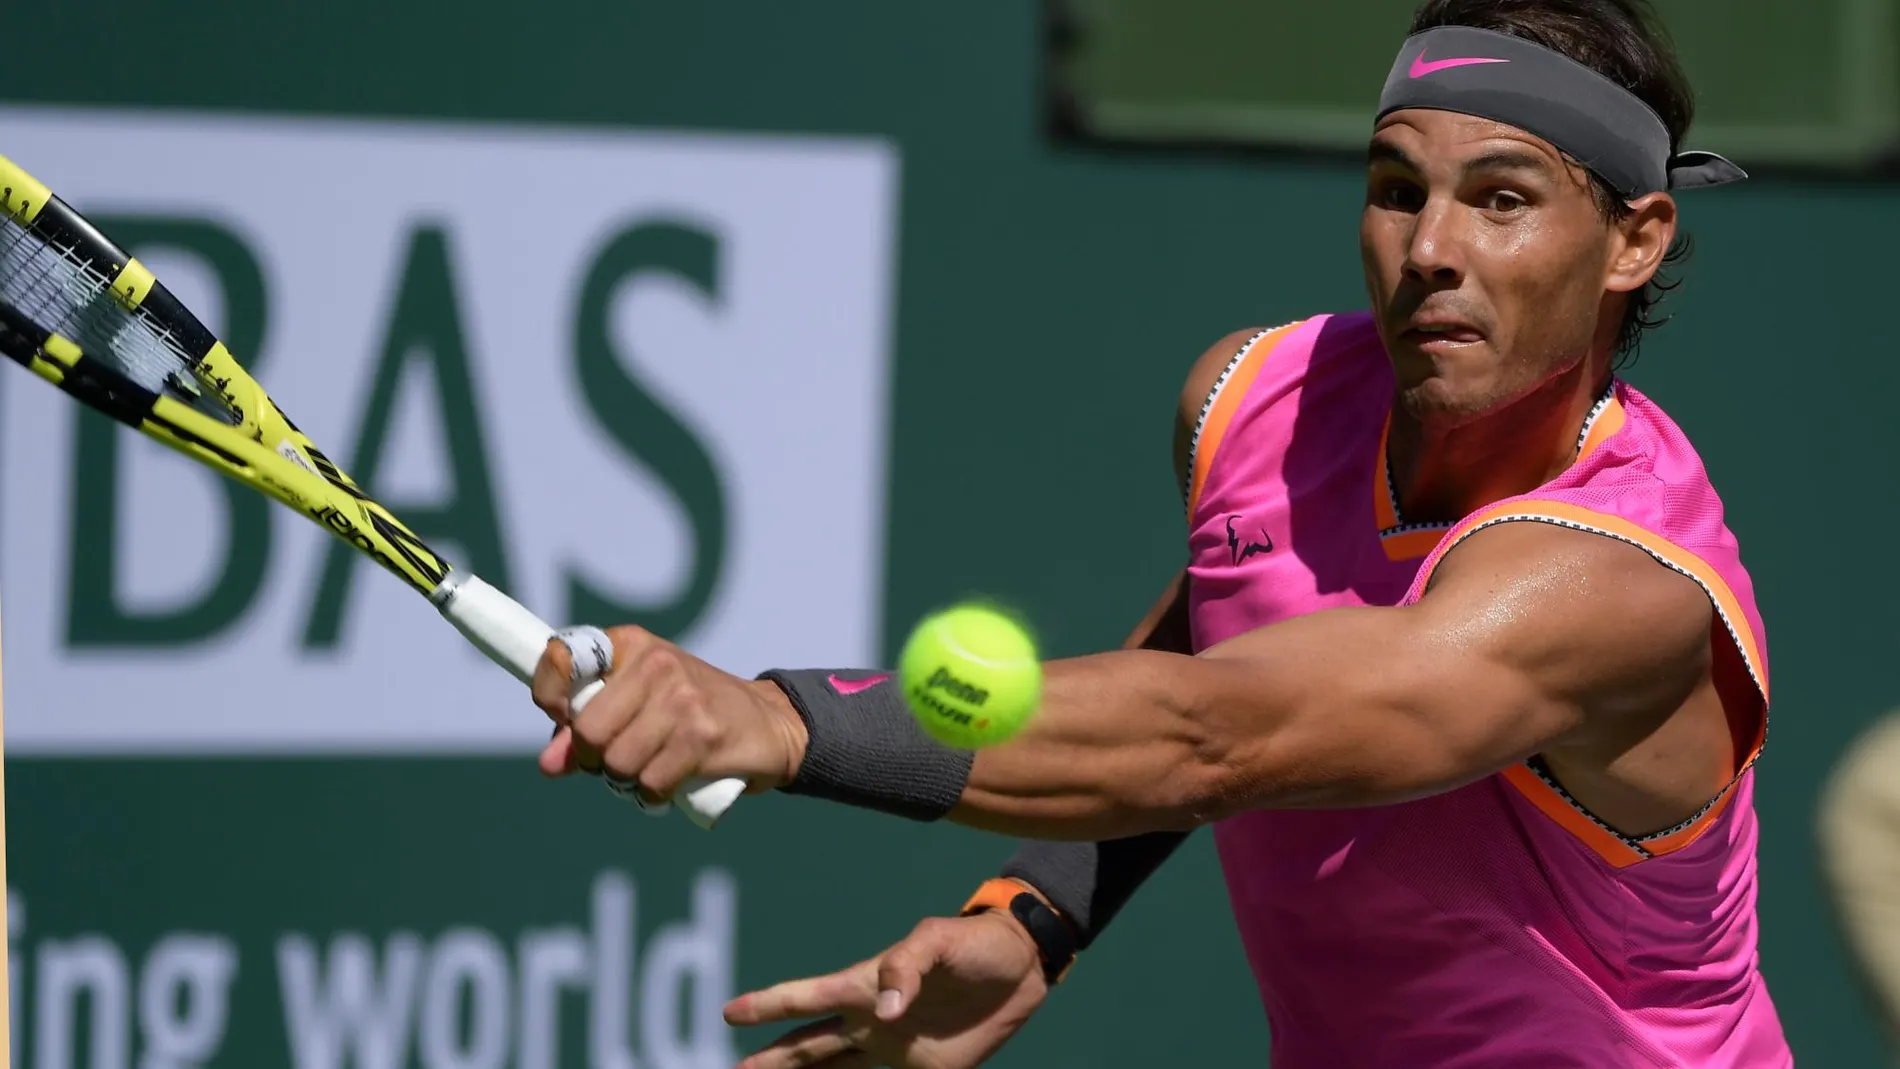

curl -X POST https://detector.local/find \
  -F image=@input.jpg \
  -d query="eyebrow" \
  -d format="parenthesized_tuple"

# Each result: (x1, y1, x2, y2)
(1366, 141, 1557, 178)
(1367, 140, 1417, 170)
(1464, 149, 1555, 176)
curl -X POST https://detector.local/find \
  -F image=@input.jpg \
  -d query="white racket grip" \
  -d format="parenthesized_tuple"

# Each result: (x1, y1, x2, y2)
(430, 572, 746, 829)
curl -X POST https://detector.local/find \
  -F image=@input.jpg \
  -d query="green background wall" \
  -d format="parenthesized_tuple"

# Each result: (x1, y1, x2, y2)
(1, 2, 1892, 1065)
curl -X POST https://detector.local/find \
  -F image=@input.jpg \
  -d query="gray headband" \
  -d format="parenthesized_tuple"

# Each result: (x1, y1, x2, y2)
(1377, 26, 1746, 197)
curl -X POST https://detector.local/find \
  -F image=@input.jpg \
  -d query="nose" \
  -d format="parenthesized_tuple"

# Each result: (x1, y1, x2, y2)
(1402, 197, 1464, 286)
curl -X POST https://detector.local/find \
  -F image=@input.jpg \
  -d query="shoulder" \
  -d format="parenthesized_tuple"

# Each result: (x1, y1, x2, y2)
(1177, 327, 1275, 427)
(1174, 313, 1376, 423)
(1171, 313, 1378, 491)
(1171, 326, 1284, 486)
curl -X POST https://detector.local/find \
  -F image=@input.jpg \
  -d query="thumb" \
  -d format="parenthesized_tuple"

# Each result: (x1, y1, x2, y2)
(539, 725, 580, 777)
(874, 923, 952, 1021)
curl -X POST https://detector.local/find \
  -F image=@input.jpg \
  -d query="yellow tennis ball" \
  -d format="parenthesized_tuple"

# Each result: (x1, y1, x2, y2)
(899, 602, 1043, 749)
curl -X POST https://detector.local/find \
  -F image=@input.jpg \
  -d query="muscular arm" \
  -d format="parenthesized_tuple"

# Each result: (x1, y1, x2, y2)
(950, 519, 1715, 841)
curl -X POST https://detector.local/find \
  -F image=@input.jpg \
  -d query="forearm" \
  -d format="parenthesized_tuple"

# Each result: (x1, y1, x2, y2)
(765, 591, 1202, 827)
(957, 570, 1210, 832)
(950, 648, 1221, 838)
(951, 650, 1248, 837)
(950, 573, 1216, 839)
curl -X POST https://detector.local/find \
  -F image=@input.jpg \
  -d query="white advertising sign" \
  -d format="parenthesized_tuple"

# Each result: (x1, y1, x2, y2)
(0, 105, 901, 754)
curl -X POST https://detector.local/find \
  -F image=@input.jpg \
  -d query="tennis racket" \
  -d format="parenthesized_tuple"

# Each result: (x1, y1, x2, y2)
(0, 149, 747, 828)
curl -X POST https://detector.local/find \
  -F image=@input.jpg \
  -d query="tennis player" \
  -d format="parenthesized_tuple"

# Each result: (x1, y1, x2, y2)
(531, 0, 1792, 1064)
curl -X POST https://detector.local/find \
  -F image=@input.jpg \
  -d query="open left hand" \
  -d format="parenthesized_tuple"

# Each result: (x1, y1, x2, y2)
(723, 911, 1050, 1069)
(530, 626, 808, 803)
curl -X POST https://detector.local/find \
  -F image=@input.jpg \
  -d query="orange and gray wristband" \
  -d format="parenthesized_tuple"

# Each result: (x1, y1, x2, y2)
(997, 830, 1191, 952)
(960, 878, 1078, 985)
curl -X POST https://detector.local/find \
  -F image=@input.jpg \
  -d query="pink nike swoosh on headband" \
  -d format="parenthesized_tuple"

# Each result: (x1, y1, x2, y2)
(828, 672, 891, 695)
(1409, 51, 1510, 78)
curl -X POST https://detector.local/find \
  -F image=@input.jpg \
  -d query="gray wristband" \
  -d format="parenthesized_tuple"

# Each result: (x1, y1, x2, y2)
(760, 668, 974, 821)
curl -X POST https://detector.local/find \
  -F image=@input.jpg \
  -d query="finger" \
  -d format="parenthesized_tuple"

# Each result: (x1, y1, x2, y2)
(538, 725, 581, 777)
(875, 923, 953, 1020)
(603, 714, 676, 799)
(602, 624, 659, 674)
(598, 646, 705, 793)
(598, 669, 681, 778)
(564, 724, 605, 776)
(570, 632, 668, 755)
(733, 1016, 855, 1069)
(619, 683, 712, 802)
(530, 637, 577, 722)
(725, 967, 877, 1026)
(567, 673, 640, 760)
(629, 740, 699, 804)
(742, 1052, 880, 1069)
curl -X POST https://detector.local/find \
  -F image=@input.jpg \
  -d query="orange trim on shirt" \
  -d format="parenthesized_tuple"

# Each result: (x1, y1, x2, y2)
(1576, 395, 1627, 459)
(1376, 392, 1626, 564)
(1187, 322, 1302, 519)
(1500, 764, 1648, 868)
(1373, 415, 1400, 531)
(1381, 528, 1445, 560)
(1425, 499, 1769, 865)
(1370, 417, 1452, 562)
(1639, 778, 1743, 857)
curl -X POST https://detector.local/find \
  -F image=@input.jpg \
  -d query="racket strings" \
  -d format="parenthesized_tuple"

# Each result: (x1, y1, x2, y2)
(0, 214, 237, 424)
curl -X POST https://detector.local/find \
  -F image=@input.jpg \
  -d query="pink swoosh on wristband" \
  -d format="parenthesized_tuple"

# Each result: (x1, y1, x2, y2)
(1409, 52, 1509, 78)
(828, 672, 891, 695)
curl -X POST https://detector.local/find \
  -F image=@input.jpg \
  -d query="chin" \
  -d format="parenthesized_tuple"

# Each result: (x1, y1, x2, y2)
(1397, 376, 1503, 428)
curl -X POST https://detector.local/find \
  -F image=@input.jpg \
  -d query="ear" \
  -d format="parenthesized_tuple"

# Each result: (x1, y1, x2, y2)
(1604, 192, 1677, 295)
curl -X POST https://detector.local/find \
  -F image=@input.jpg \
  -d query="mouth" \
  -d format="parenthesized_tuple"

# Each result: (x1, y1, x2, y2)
(1399, 320, 1485, 349)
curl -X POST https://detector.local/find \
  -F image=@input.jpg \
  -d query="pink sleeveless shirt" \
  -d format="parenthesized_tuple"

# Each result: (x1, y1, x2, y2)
(1186, 313, 1789, 1068)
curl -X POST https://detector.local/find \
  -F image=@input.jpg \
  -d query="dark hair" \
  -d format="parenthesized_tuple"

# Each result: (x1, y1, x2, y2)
(1407, 0, 1696, 365)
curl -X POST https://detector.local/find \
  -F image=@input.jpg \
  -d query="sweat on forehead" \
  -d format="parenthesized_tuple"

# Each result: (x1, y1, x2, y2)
(1376, 25, 1745, 198)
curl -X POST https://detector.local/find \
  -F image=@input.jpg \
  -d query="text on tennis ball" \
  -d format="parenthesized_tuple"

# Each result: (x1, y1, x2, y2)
(909, 666, 994, 732)
(924, 666, 989, 706)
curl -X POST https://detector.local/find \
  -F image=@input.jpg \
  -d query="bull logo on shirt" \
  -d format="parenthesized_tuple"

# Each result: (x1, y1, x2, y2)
(1226, 514, 1274, 566)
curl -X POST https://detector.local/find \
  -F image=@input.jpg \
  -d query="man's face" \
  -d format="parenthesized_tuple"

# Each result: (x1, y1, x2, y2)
(1360, 108, 1626, 426)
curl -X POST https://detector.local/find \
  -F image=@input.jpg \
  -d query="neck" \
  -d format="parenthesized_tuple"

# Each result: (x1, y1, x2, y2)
(1388, 357, 1611, 525)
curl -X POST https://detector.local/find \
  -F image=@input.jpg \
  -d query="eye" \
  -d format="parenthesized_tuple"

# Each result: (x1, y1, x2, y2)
(1485, 190, 1528, 214)
(1373, 180, 1425, 212)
